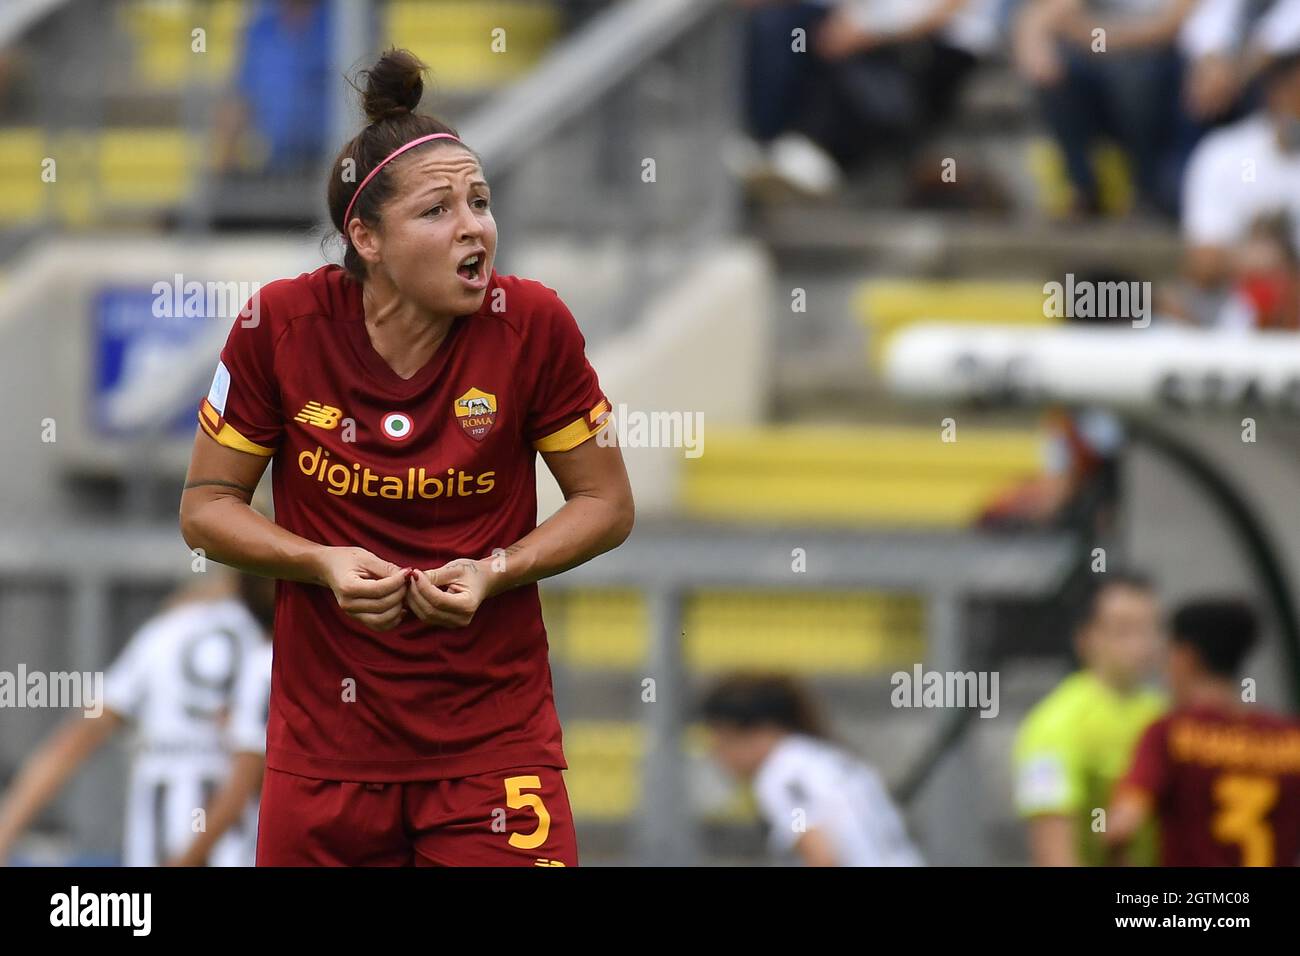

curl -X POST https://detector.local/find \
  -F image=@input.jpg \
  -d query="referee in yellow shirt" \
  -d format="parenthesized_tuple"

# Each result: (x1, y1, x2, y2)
(1014, 571, 1167, 866)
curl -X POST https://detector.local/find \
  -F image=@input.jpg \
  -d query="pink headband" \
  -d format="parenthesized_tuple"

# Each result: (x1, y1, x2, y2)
(341, 132, 465, 240)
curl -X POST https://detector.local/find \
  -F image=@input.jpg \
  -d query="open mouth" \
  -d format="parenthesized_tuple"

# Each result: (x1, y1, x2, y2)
(457, 252, 484, 282)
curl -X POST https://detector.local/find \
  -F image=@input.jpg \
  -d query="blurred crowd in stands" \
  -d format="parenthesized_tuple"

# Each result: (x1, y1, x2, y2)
(5, 0, 1298, 333)
(733, 0, 1300, 332)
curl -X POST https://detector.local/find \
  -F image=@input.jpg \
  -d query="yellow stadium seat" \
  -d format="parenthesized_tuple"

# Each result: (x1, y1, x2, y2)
(385, 1, 559, 92)
(542, 588, 646, 669)
(562, 720, 642, 820)
(195, 0, 249, 83)
(684, 592, 924, 673)
(543, 586, 924, 675)
(680, 425, 1044, 528)
(0, 128, 49, 224)
(122, 0, 248, 87)
(98, 129, 201, 208)
(857, 279, 1056, 370)
(122, 0, 196, 87)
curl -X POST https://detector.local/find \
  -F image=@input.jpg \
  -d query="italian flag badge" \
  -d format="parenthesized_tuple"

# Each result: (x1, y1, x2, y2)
(381, 412, 414, 442)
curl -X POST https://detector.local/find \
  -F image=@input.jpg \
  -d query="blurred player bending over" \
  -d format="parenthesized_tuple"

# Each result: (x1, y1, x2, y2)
(0, 572, 274, 867)
(1108, 599, 1300, 866)
(1014, 571, 1166, 866)
(701, 672, 923, 867)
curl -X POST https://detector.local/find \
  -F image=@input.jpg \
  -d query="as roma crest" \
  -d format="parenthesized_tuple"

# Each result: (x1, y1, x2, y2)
(454, 387, 497, 441)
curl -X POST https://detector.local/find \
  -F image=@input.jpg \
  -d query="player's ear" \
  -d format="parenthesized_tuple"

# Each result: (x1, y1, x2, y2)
(348, 217, 382, 268)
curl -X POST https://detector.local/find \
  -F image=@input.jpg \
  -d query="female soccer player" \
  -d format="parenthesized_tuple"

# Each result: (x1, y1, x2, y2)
(179, 48, 634, 867)
(700, 673, 923, 867)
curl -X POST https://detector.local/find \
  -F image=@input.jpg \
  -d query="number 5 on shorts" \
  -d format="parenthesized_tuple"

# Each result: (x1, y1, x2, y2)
(504, 775, 552, 850)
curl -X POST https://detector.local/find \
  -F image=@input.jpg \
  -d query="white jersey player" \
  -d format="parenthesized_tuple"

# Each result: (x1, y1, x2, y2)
(105, 594, 272, 866)
(0, 575, 273, 867)
(701, 672, 924, 867)
(752, 734, 923, 867)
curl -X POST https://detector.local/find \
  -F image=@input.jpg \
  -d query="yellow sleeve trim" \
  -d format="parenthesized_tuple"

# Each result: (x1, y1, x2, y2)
(533, 400, 610, 453)
(198, 406, 276, 457)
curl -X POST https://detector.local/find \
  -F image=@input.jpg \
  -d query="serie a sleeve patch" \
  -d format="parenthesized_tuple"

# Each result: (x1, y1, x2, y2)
(1016, 754, 1071, 813)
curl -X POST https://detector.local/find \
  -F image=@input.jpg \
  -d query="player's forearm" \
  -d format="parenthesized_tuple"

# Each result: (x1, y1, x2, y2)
(172, 753, 264, 865)
(1104, 792, 1148, 858)
(0, 714, 117, 850)
(480, 492, 633, 598)
(180, 493, 328, 586)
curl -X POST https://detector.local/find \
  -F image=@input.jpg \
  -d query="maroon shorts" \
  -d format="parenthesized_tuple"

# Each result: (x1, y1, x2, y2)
(255, 765, 578, 867)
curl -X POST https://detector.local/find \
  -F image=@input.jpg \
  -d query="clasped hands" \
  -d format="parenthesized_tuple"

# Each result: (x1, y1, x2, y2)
(317, 546, 492, 631)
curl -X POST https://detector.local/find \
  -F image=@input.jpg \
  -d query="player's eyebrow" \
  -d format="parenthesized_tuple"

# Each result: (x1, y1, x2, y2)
(419, 179, 489, 196)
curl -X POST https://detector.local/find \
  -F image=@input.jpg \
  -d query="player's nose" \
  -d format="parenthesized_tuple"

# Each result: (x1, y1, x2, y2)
(455, 203, 484, 241)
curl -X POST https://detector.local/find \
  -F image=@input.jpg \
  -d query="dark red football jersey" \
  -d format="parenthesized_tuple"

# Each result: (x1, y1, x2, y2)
(197, 265, 610, 781)
(1119, 704, 1300, 866)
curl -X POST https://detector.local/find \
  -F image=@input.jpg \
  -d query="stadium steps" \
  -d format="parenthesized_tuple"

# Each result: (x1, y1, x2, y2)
(676, 425, 1043, 528)
(752, 207, 1183, 278)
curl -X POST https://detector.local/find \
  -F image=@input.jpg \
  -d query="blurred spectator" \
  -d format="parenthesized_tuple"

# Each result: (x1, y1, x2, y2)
(212, 0, 332, 177)
(1215, 211, 1300, 328)
(1186, 0, 1300, 110)
(1013, 0, 1200, 217)
(700, 672, 924, 866)
(1181, 50, 1300, 304)
(1012, 571, 1166, 866)
(729, 0, 999, 197)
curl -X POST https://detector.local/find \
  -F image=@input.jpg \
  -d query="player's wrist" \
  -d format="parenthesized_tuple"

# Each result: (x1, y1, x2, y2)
(480, 552, 528, 599)
(302, 544, 339, 588)
(477, 556, 508, 598)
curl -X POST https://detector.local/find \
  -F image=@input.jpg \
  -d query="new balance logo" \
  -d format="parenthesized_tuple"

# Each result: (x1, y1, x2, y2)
(533, 858, 566, 867)
(294, 401, 342, 429)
